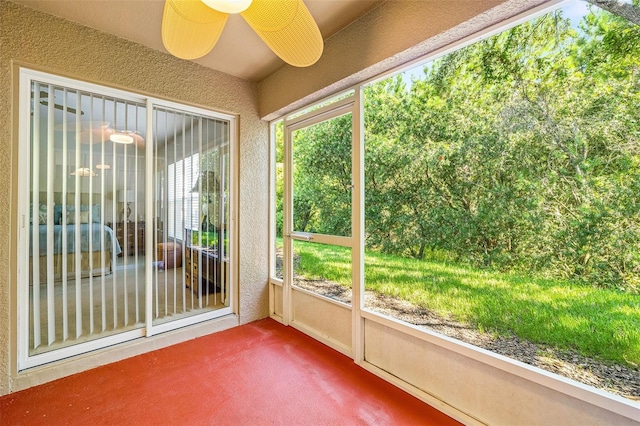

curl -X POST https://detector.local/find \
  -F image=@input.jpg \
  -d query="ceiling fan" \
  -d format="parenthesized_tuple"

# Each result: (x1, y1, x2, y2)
(33, 90, 145, 148)
(162, 0, 324, 67)
(52, 120, 145, 149)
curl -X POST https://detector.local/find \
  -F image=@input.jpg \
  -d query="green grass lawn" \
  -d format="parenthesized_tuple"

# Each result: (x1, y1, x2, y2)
(288, 240, 640, 368)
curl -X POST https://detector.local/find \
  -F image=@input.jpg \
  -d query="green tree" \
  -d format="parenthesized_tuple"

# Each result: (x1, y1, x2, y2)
(361, 4, 640, 290)
(292, 113, 352, 236)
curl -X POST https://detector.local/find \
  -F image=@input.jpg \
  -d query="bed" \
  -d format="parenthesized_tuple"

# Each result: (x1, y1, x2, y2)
(29, 223, 122, 284)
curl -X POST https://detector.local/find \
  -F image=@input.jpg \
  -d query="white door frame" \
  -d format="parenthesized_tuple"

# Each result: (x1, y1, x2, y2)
(281, 93, 363, 361)
(17, 68, 237, 370)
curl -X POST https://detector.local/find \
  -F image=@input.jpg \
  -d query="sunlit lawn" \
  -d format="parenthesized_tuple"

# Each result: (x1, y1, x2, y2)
(286, 239, 640, 368)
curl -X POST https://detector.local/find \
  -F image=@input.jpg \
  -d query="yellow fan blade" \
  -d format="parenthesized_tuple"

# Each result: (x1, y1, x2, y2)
(162, 0, 229, 60)
(241, 0, 323, 67)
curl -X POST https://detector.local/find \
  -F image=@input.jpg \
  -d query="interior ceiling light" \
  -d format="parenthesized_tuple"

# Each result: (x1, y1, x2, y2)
(110, 132, 135, 144)
(162, 0, 323, 67)
(71, 167, 97, 177)
(84, 125, 145, 149)
(201, 0, 252, 14)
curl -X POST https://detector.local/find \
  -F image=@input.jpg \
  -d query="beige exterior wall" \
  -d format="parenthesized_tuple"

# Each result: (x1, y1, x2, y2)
(0, 0, 269, 395)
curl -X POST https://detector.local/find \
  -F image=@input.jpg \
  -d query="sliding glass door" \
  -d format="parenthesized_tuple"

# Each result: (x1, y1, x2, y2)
(18, 69, 234, 369)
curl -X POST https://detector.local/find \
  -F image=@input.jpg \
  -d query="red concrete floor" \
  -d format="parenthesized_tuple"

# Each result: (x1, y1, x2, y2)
(0, 318, 460, 425)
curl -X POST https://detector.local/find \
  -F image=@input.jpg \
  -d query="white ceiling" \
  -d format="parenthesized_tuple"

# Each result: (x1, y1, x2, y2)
(11, 0, 383, 82)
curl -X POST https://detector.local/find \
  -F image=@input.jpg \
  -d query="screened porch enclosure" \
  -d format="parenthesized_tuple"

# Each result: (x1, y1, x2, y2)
(20, 72, 232, 368)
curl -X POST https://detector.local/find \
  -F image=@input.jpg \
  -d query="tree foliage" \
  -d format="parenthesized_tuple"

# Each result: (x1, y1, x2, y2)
(288, 3, 640, 291)
(292, 113, 352, 236)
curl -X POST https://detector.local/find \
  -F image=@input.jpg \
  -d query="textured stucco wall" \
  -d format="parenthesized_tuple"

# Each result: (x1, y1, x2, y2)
(0, 0, 269, 395)
(258, 0, 552, 120)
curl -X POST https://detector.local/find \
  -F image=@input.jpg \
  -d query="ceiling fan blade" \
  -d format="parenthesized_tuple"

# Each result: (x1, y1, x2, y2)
(241, 0, 323, 67)
(34, 91, 83, 115)
(134, 134, 145, 149)
(126, 132, 146, 150)
(80, 125, 114, 144)
(54, 120, 110, 133)
(162, 0, 229, 60)
(39, 100, 83, 115)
